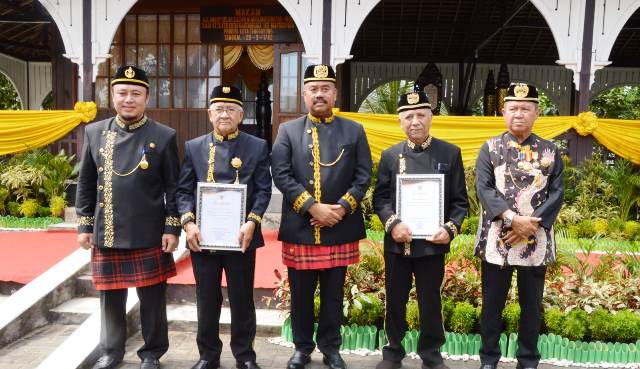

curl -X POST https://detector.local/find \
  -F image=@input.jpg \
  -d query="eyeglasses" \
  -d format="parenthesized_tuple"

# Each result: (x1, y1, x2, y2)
(211, 107, 242, 115)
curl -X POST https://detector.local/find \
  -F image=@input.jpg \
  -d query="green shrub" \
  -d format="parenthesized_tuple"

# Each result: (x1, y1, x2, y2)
(461, 216, 479, 235)
(502, 303, 520, 334)
(314, 295, 320, 321)
(37, 206, 50, 217)
(0, 187, 8, 214)
(593, 218, 608, 236)
(566, 224, 580, 239)
(608, 218, 626, 233)
(588, 309, 612, 342)
(49, 195, 66, 217)
(19, 199, 39, 218)
(348, 293, 384, 327)
(368, 215, 384, 232)
(442, 298, 455, 328)
(576, 220, 596, 238)
(406, 300, 420, 330)
(544, 307, 564, 335)
(7, 201, 20, 217)
(609, 310, 640, 343)
(449, 301, 477, 333)
(561, 309, 588, 341)
(624, 221, 640, 240)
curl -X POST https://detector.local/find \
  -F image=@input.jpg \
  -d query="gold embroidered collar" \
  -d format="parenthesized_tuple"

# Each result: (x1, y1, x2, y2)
(115, 115, 147, 131)
(407, 136, 432, 151)
(213, 129, 239, 142)
(307, 113, 335, 124)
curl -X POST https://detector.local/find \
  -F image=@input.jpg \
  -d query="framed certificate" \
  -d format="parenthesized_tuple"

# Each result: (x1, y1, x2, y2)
(396, 174, 444, 239)
(196, 182, 247, 250)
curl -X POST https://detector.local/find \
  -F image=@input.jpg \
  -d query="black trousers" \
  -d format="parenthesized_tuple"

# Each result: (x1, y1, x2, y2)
(287, 266, 347, 355)
(99, 281, 169, 361)
(480, 261, 546, 368)
(191, 250, 257, 363)
(383, 252, 445, 367)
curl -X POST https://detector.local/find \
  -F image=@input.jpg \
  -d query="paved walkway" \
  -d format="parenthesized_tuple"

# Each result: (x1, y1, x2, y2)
(118, 331, 581, 369)
(0, 324, 79, 369)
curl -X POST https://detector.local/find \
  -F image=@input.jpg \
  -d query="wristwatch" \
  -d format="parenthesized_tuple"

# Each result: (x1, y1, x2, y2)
(504, 211, 515, 228)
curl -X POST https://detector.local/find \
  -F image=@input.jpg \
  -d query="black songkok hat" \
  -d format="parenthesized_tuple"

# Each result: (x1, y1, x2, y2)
(303, 64, 336, 84)
(111, 65, 149, 89)
(209, 85, 243, 106)
(397, 91, 432, 113)
(504, 83, 539, 103)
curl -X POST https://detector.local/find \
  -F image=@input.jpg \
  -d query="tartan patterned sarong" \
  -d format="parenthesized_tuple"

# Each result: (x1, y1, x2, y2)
(91, 247, 176, 290)
(282, 241, 359, 270)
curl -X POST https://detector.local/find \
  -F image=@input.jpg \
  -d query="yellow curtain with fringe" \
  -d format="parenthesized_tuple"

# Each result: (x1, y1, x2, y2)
(223, 45, 243, 70)
(246, 45, 274, 70)
(0, 102, 96, 155)
(334, 110, 640, 166)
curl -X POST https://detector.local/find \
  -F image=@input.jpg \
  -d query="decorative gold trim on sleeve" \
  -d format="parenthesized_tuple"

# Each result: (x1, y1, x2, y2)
(78, 216, 94, 226)
(181, 212, 195, 225)
(247, 212, 262, 223)
(445, 221, 459, 237)
(165, 216, 181, 227)
(341, 193, 358, 214)
(292, 191, 312, 213)
(385, 214, 399, 233)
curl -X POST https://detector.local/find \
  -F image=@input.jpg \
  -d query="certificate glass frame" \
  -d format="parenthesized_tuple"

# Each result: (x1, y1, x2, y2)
(395, 174, 444, 239)
(196, 182, 247, 250)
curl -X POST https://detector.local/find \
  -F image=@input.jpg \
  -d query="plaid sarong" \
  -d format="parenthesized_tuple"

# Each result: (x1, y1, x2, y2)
(282, 241, 359, 270)
(91, 247, 176, 290)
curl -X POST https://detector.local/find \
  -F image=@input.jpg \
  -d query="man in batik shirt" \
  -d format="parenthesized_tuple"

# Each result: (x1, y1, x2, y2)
(475, 83, 564, 369)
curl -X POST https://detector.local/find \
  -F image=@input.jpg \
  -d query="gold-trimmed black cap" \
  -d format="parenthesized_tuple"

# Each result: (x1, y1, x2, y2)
(397, 91, 431, 113)
(209, 85, 243, 106)
(504, 83, 539, 103)
(111, 65, 149, 89)
(303, 64, 336, 84)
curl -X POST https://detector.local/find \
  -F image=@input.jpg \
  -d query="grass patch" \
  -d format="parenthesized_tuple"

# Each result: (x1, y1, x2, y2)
(0, 216, 64, 229)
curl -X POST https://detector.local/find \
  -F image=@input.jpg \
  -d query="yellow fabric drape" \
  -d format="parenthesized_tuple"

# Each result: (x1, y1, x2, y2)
(246, 45, 274, 70)
(334, 109, 640, 166)
(223, 45, 243, 70)
(224, 45, 274, 71)
(0, 102, 96, 155)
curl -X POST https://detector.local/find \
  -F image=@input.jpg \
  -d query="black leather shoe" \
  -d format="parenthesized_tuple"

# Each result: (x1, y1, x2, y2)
(376, 359, 402, 369)
(516, 364, 536, 369)
(92, 355, 123, 369)
(236, 360, 261, 369)
(190, 359, 220, 369)
(287, 351, 311, 369)
(479, 365, 497, 369)
(140, 358, 160, 369)
(422, 363, 450, 369)
(322, 352, 346, 369)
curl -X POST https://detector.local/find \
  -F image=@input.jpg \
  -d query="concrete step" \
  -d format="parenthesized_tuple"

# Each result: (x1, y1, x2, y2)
(0, 294, 9, 305)
(0, 323, 80, 369)
(49, 297, 99, 325)
(167, 304, 286, 335)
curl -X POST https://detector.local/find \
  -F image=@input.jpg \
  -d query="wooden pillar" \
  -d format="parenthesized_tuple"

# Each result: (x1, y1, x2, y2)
(575, 0, 597, 163)
(82, 0, 92, 102)
(322, 0, 331, 65)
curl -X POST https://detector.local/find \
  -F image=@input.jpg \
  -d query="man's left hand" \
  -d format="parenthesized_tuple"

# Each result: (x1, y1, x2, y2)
(162, 233, 179, 253)
(427, 227, 451, 244)
(238, 221, 256, 253)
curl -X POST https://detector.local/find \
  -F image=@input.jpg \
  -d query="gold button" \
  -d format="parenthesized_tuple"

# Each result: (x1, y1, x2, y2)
(149, 142, 156, 149)
(99, 202, 104, 208)
(98, 167, 103, 172)
(98, 185, 104, 191)
(99, 148, 104, 153)
(308, 144, 313, 149)
(309, 161, 313, 166)
(307, 129, 312, 134)
(309, 179, 314, 185)
(209, 143, 213, 147)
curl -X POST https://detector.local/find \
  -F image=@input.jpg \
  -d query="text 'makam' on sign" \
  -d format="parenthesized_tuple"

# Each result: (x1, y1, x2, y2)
(201, 6, 297, 43)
